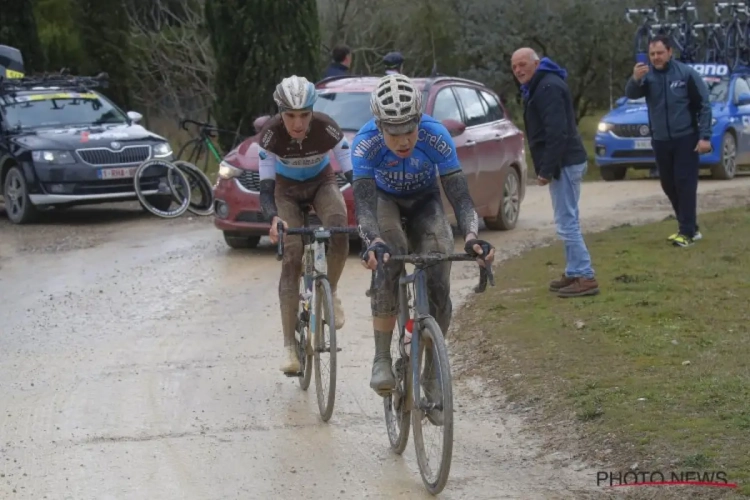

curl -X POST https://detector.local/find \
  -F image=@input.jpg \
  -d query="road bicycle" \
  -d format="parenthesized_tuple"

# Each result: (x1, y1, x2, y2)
(626, 7, 663, 55)
(720, 1, 750, 68)
(695, 17, 728, 63)
(177, 118, 230, 174)
(370, 246, 494, 495)
(275, 206, 359, 421)
(665, 1, 701, 62)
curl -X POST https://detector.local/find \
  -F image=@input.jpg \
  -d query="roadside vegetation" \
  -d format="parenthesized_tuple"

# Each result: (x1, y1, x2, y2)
(452, 206, 750, 498)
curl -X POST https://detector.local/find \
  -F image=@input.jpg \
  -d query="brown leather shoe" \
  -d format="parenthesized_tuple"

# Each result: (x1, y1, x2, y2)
(557, 277, 600, 297)
(549, 274, 576, 292)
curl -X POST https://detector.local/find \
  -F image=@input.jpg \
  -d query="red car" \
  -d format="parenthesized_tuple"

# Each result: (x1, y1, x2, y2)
(213, 75, 528, 248)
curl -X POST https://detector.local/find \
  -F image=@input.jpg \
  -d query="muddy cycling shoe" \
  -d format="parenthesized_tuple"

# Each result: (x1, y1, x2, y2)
(333, 293, 345, 329)
(370, 357, 396, 396)
(422, 365, 444, 426)
(280, 345, 300, 374)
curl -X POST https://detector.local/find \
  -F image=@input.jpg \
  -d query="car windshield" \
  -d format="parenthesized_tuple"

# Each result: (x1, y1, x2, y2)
(313, 89, 429, 132)
(314, 91, 372, 131)
(703, 76, 729, 102)
(0, 91, 127, 130)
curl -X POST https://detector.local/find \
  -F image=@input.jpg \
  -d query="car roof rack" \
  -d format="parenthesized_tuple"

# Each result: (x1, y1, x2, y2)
(0, 70, 109, 96)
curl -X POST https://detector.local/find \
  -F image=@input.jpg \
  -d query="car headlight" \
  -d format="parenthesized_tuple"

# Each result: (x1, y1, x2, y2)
(597, 122, 612, 133)
(32, 150, 75, 164)
(152, 142, 173, 158)
(218, 160, 242, 179)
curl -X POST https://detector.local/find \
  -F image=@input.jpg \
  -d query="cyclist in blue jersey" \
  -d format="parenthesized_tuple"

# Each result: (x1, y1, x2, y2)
(257, 75, 354, 374)
(351, 74, 495, 402)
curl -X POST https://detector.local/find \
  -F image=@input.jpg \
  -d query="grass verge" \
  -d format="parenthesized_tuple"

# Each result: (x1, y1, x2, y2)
(452, 207, 750, 498)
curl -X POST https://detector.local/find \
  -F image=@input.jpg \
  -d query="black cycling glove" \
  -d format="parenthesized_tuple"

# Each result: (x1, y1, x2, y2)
(361, 241, 391, 263)
(344, 170, 353, 185)
(464, 238, 493, 259)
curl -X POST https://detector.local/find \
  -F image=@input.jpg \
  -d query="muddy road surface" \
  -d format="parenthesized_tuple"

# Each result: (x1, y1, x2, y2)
(1, 177, 749, 499)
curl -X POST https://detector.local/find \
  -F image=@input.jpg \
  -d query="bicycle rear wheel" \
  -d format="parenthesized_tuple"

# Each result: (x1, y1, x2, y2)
(176, 138, 203, 165)
(383, 281, 411, 453)
(313, 277, 337, 421)
(411, 316, 453, 495)
(634, 26, 651, 55)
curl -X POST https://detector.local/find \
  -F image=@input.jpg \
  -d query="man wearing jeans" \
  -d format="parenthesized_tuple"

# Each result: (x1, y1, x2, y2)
(511, 48, 600, 297)
(625, 35, 711, 247)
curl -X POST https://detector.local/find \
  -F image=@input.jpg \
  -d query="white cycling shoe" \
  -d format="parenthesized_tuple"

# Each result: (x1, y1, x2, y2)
(333, 294, 345, 329)
(280, 346, 300, 374)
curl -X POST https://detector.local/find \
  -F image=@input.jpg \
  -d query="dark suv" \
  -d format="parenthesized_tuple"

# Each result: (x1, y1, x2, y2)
(0, 48, 174, 224)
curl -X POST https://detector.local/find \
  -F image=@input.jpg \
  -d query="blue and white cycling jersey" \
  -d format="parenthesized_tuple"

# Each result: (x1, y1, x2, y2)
(351, 114, 461, 196)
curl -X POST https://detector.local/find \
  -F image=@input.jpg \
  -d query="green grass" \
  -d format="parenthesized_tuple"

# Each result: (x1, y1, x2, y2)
(453, 207, 750, 498)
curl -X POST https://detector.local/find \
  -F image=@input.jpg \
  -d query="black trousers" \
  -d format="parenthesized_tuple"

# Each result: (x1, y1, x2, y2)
(652, 132, 700, 237)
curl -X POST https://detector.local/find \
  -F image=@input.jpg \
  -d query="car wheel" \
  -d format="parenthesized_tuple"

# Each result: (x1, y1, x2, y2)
(710, 132, 736, 180)
(3, 166, 39, 224)
(223, 231, 261, 249)
(600, 166, 627, 181)
(483, 167, 520, 231)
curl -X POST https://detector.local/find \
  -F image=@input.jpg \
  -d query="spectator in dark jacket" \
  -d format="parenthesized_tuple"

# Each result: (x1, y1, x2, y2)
(383, 51, 404, 74)
(323, 45, 352, 79)
(511, 47, 599, 298)
(625, 35, 712, 247)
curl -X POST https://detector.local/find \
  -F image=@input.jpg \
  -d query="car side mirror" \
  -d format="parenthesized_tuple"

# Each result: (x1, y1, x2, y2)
(127, 111, 143, 123)
(737, 93, 750, 106)
(253, 115, 271, 131)
(441, 118, 466, 137)
(615, 96, 627, 108)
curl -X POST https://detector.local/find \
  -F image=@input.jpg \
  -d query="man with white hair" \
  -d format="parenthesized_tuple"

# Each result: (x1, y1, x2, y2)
(511, 47, 599, 297)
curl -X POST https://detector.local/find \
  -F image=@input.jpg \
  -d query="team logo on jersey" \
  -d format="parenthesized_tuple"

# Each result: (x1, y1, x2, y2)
(261, 129, 274, 148)
(418, 129, 453, 157)
(353, 135, 383, 160)
(325, 124, 343, 140)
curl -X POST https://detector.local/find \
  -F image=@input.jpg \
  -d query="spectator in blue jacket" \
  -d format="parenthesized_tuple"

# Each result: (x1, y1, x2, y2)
(625, 35, 712, 247)
(322, 45, 352, 79)
(512, 47, 599, 298)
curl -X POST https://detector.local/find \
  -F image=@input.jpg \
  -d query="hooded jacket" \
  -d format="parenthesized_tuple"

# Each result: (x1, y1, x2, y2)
(522, 58, 588, 180)
(624, 59, 712, 141)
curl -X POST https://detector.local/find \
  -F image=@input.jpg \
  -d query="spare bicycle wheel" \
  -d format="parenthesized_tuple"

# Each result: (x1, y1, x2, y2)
(170, 160, 215, 216)
(133, 159, 191, 218)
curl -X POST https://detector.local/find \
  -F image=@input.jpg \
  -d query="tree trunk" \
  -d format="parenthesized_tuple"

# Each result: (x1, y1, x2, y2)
(206, 0, 321, 152)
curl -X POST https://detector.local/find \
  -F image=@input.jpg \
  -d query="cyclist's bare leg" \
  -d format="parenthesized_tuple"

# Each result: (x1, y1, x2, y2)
(369, 193, 407, 394)
(275, 189, 306, 373)
(405, 196, 454, 423)
(312, 180, 349, 328)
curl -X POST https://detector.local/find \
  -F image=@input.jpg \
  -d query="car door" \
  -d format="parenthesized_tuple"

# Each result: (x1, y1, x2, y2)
(428, 85, 478, 223)
(452, 86, 494, 214)
(476, 89, 515, 218)
(735, 76, 750, 163)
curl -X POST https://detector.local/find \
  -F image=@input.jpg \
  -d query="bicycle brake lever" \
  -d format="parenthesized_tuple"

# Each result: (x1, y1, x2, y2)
(275, 221, 284, 261)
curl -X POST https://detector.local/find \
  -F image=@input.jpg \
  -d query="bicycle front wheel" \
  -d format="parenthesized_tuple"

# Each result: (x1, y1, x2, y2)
(411, 316, 453, 495)
(313, 277, 337, 422)
(726, 24, 741, 69)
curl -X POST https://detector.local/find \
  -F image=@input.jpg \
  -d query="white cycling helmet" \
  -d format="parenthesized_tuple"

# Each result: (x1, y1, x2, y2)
(370, 74, 422, 134)
(273, 75, 317, 111)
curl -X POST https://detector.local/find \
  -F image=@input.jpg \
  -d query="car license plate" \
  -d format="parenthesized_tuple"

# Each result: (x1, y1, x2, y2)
(634, 139, 651, 150)
(97, 167, 137, 179)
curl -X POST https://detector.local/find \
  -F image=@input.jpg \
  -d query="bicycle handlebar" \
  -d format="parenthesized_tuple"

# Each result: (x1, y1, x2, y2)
(275, 221, 359, 261)
(371, 252, 495, 295)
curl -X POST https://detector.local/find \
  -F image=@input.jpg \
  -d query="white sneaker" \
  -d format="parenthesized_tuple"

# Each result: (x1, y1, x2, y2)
(333, 294, 345, 329)
(280, 346, 300, 373)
